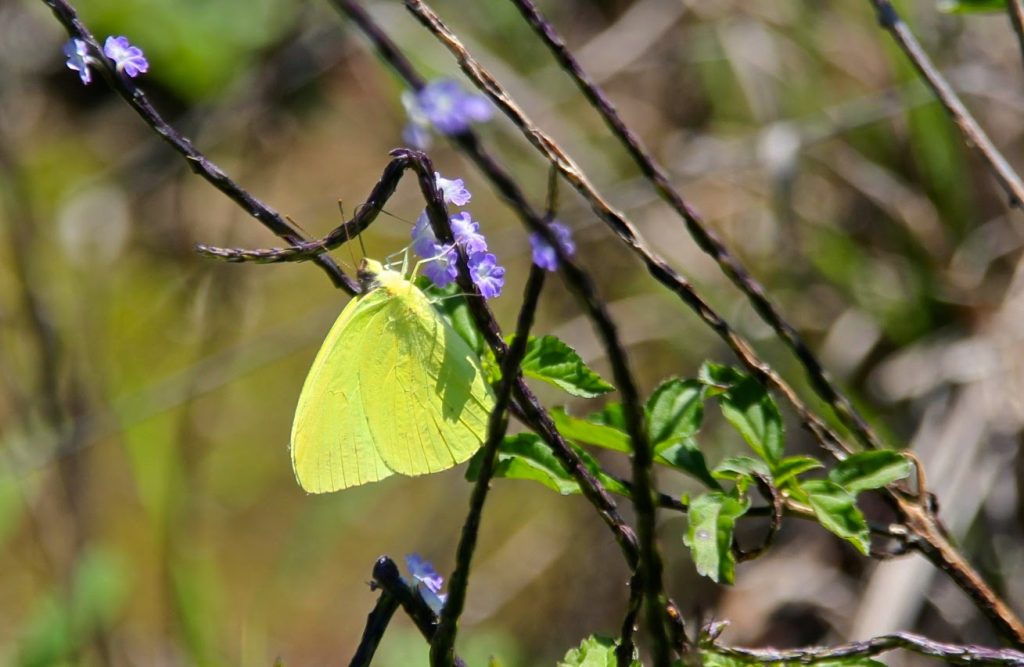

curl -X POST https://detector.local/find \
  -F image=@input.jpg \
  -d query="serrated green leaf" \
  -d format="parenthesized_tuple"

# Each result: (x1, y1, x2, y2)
(646, 378, 704, 446)
(712, 456, 770, 493)
(657, 439, 721, 490)
(517, 335, 614, 398)
(718, 377, 784, 467)
(829, 450, 912, 494)
(802, 480, 870, 555)
(552, 408, 631, 453)
(773, 455, 823, 489)
(467, 433, 628, 497)
(467, 434, 578, 495)
(712, 456, 771, 480)
(558, 634, 639, 667)
(698, 362, 746, 397)
(683, 492, 751, 584)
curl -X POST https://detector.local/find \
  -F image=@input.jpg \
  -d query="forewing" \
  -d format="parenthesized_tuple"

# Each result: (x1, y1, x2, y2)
(364, 285, 496, 476)
(290, 294, 394, 493)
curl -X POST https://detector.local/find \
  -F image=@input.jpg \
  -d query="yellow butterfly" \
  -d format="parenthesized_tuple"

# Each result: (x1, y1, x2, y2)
(290, 258, 495, 492)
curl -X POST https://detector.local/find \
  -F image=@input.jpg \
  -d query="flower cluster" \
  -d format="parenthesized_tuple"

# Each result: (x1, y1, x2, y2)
(529, 221, 576, 271)
(405, 554, 447, 615)
(413, 172, 505, 299)
(63, 35, 149, 85)
(402, 79, 493, 149)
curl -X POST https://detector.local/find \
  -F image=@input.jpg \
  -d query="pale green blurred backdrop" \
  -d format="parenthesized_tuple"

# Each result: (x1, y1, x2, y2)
(2, 1, 1023, 665)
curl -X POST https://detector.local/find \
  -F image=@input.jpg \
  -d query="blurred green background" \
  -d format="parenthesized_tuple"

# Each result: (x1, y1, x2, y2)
(1, 0, 1023, 665)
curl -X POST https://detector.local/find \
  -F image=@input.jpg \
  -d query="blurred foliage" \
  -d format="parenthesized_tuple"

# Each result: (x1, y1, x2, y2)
(2, 0, 1023, 665)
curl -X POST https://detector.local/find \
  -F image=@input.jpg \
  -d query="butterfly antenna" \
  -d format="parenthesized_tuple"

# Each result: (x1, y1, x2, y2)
(338, 200, 364, 271)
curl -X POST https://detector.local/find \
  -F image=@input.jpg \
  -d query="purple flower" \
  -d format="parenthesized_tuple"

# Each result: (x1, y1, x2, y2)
(450, 212, 488, 254)
(530, 221, 576, 271)
(435, 172, 472, 207)
(421, 248, 459, 288)
(103, 36, 148, 78)
(402, 78, 492, 147)
(63, 38, 92, 85)
(469, 252, 505, 299)
(405, 554, 447, 615)
(411, 211, 441, 260)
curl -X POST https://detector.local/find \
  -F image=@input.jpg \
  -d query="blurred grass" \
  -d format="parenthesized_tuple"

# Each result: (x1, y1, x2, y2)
(1, 0, 1023, 665)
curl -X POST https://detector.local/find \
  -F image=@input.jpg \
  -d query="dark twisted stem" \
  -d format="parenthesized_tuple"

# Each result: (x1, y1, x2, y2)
(369, 557, 466, 667)
(617, 572, 644, 667)
(733, 473, 783, 564)
(196, 156, 412, 263)
(431, 267, 545, 667)
(348, 585, 400, 667)
(707, 630, 1024, 665)
(39, 0, 356, 293)
(869, 0, 1024, 208)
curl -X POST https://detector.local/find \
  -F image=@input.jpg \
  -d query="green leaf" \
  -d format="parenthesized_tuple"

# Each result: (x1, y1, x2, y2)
(683, 492, 751, 584)
(802, 480, 870, 555)
(717, 377, 784, 467)
(467, 433, 628, 497)
(700, 364, 784, 466)
(467, 433, 577, 495)
(657, 439, 721, 490)
(558, 635, 639, 667)
(552, 408, 631, 453)
(712, 456, 771, 480)
(698, 362, 745, 396)
(938, 0, 1006, 14)
(646, 378, 704, 446)
(699, 652, 748, 667)
(829, 450, 912, 494)
(517, 335, 614, 398)
(773, 455, 823, 489)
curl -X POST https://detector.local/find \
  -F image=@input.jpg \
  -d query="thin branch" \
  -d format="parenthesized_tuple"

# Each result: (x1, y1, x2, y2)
(506, 0, 882, 454)
(707, 630, 1024, 665)
(348, 586, 400, 667)
(431, 267, 545, 667)
(39, 0, 356, 293)
(869, 0, 1024, 208)
(617, 573, 644, 667)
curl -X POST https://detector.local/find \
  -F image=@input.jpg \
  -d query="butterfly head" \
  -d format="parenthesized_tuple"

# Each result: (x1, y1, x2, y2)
(357, 258, 406, 294)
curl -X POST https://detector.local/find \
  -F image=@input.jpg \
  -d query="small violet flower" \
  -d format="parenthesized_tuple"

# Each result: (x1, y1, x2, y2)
(469, 252, 505, 299)
(450, 212, 488, 254)
(530, 221, 576, 271)
(63, 38, 92, 85)
(435, 172, 472, 207)
(103, 36, 148, 78)
(405, 554, 447, 614)
(402, 78, 493, 149)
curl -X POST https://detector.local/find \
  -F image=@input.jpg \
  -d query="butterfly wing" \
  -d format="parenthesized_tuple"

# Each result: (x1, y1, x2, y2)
(361, 280, 495, 477)
(290, 292, 395, 493)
